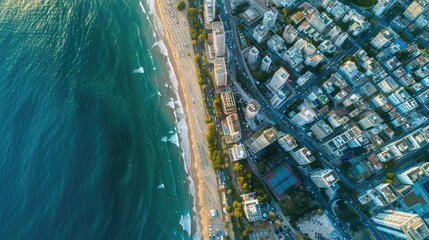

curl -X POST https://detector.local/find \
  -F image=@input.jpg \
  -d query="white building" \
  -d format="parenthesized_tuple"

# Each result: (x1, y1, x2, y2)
(245, 99, 260, 121)
(272, 0, 296, 7)
(278, 134, 298, 152)
(204, 0, 216, 24)
(229, 144, 247, 161)
(372, 210, 429, 240)
(221, 113, 241, 143)
(304, 54, 324, 67)
(245, 127, 280, 154)
(263, 8, 278, 28)
(340, 60, 359, 79)
(397, 163, 429, 185)
(214, 58, 227, 88)
(310, 169, 339, 189)
(261, 55, 272, 72)
(291, 105, 317, 126)
(282, 25, 299, 44)
(212, 21, 225, 57)
(253, 24, 270, 44)
(291, 147, 316, 165)
(334, 32, 349, 47)
(248, 46, 259, 64)
(306, 9, 333, 32)
(267, 67, 289, 93)
(371, 27, 398, 50)
(373, 0, 397, 16)
(270, 90, 287, 109)
(241, 193, 263, 222)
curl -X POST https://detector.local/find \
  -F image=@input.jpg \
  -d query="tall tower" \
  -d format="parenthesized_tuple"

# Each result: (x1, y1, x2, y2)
(204, 0, 216, 24)
(372, 210, 429, 240)
(245, 99, 260, 121)
(212, 21, 225, 57)
(214, 58, 227, 88)
(263, 8, 278, 28)
(248, 47, 259, 64)
(261, 55, 272, 72)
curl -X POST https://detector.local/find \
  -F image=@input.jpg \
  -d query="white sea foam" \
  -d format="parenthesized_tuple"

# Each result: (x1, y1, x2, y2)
(133, 67, 145, 74)
(161, 132, 178, 148)
(138, 1, 146, 14)
(166, 98, 174, 109)
(168, 132, 179, 148)
(179, 213, 191, 236)
(152, 40, 168, 55)
(145, 0, 201, 238)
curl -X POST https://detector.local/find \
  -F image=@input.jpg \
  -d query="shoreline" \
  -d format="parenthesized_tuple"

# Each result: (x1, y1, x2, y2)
(153, 0, 224, 239)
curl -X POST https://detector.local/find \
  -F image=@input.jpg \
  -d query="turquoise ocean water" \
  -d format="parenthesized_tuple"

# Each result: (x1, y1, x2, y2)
(0, 0, 198, 239)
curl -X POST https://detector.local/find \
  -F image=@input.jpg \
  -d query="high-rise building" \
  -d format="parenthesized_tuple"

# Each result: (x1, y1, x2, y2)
(220, 91, 236, 115)
(204, 0, 216, 24)
(221, 113, 241, 143)
(253, 24, 270, 43)
(213, 58, 227, 88)
(245, 127, 280, 154)
(278, 134, 298, 152)
(270, 90, 287, 109)
(248, 47, 259, 64)
(373, 0, 397, 16)
(282, 24, 298, 44)
(267, 67, 289, 92)
(372, 210, 429, 240)
(245, 99, 260, 121)
(291, 147, 316, 165)
(261, 55, 272, 72)
(212, 21, 225, 57)
(263, 8, 278, 28)
(310, 169, 339, 189)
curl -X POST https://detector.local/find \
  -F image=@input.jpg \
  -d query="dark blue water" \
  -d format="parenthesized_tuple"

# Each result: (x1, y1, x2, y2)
(0, 0, 194, 239)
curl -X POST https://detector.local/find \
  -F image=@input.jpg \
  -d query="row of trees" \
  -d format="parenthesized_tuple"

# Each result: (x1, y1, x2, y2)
(233, 162, 271, 203)
(206, 123, 223, 170)
(213, 94, 223, 119)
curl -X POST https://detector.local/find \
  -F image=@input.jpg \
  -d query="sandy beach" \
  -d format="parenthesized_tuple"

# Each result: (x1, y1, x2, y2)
(154, 0, 225, 239)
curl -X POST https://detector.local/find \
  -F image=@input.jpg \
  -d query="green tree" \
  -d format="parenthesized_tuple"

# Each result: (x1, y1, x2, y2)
(188, 7, 197, 16)
(198, 33, 206, 43)
(194, 53, 200, 62)
(384, 161, 396, 170)
(190, 28, 198, 39)
(225, 205, 231, 213)
(234, 162, 244, 172)
(176, 1, 186, 11)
